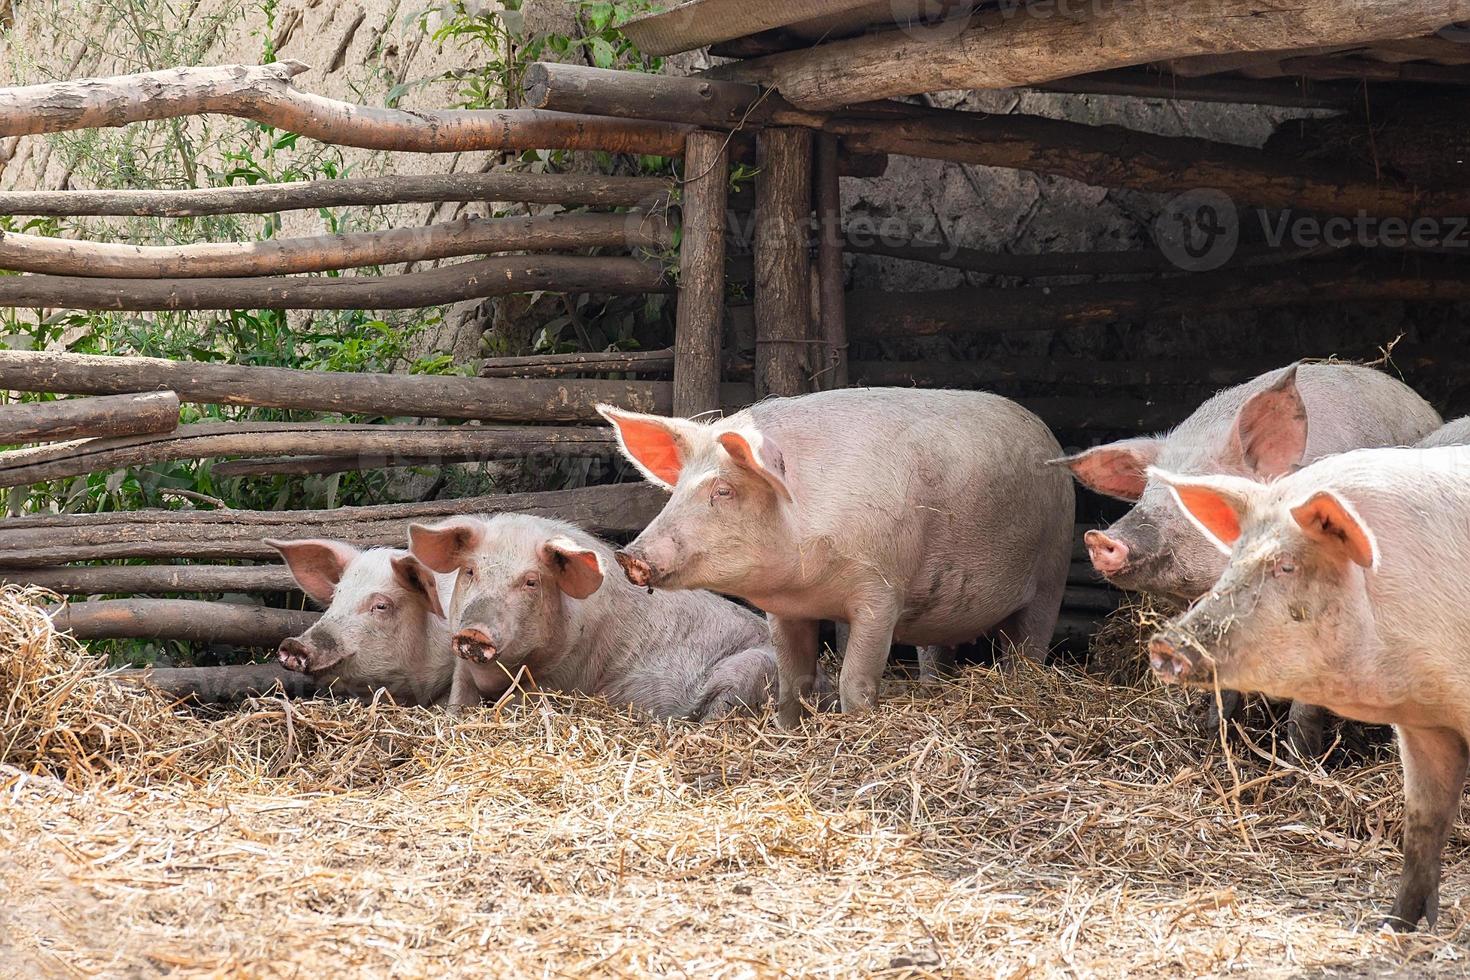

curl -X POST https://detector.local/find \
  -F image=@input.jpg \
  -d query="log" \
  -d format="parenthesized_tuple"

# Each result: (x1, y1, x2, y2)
(672, 131, 730, 417)
(1278, 55, 1470, 87)
(523, 61, 808, 129)
(0, 483, 667, 566)
(0, 423, 619, 489)
(0, 213, 671, 279)
(619, 0, 877, 58)
(111, 663, 335, 701)
(0, 172, 675, 217)
(847, 357, 1276, 390)
(212, 454, 464, 477)
(754, 128, 814, 398)
(0, 391, 178, 443)
(479, 348, 674, 378)
(0, 61, 697, 156)
(0, 254, 670, 311)
(712, 0, 1470, 109)
(3, 563, 297, 594)
(813, 132, 848, 390)
(1035, 67, 1363, 110)
(50, 598, 317, 646)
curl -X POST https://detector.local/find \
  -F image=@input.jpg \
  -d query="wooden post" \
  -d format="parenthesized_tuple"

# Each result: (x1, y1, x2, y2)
(813, 132, 848, 391)
(754, 127, 813, 399)
(0, 390, 178, 443)
(673, 131, 730, 418)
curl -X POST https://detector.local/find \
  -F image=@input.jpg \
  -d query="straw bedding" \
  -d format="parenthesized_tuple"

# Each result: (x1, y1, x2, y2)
(2, 585, 1466, 977)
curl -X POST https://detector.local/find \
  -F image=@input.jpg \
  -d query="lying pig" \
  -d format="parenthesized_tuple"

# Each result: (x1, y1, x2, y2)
(1146, 446, 1470, 930)
(407, 513, 792, 720)
(599, 387, 1075, 724)
(1059, 362, 1439, 751)
(1418, 416, 1470, 448)
(267, 539, 454, 707)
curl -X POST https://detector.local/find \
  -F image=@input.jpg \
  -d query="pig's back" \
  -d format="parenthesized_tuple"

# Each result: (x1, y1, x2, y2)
(1418, 416, 1470, 448)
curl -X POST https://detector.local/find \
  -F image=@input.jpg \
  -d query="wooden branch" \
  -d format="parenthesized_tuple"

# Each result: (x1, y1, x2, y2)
(619, 0, 875, 57)
(0, 172, 675, 217)
(1035, 67, 1363, 110)
(0, 255, 669, 311)
(0, 61, 697, 155)
(4, 563, 296, 594)
(0, 214, 672, 279)
(0, 423, 618, 489)
(0, 483, 667, 566)
(712, 0, 1470, 109)
(754, 128, 813, 398)
(524, 61, 813, 129)
(0, 391, 178, 443)
(813, 132, 848, 390)
(111, 663, 335, 701)
(212, 454, 461, 477)
(1279, 54, 1470, 86)
(479, 348, 674, 378)
(672, 131, 729, 417)
(50, 598, 317, 646)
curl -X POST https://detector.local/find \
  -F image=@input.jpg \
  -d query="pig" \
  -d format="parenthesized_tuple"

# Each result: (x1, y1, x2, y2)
(597, 387, 1075, 725)
(1418, 416, 1470, 448)
(1058, 362, 1440, 752)
(1146, 446, 1470, 930)
(407, 513, 794, 720)
(267, 539, 454, 707)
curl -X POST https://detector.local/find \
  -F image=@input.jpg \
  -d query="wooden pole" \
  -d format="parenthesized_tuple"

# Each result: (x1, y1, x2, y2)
(0, 254, 669, 312)
(111, 664, 336, 701)
(0, 172, 674, 217)
(50, 598, 317, 646)
(212, 454, 466, 478)
(0, 213, 671, 279)
(479, 348, 674, 378)
(0, 391, 178, 443)
(672, 131, 730, 417)
(4, 564, 297, 594)
(754, 128, 813, 399)
(813, 132, 847, 391)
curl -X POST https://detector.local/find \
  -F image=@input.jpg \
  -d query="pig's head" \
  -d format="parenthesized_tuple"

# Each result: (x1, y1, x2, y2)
(597, 405, 793, 595)
(408, 515, 605, 675)
(1145, 468, 1378, 701)
(267, 538, 447, 697)
(1059, 364, 1310, 600)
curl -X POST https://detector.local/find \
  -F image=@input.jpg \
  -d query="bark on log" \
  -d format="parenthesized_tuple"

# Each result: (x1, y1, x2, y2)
(712, 0, 1470, 109)
(813, 132, 848, 390)
(754, 128, 814, 398)
(0, 423, 618, 489)
(0, 214, 671, 279)
(479, 348, 674, 378)
(0, 172, 674, 217)
(619, 0, 877, 58)
(111, 663, 336, 701)
(672, 131, 729, 417)
(0, 391, 179, 443)
(212, 454, 465, 477)
(0, 61, 697, 155)
(4, 563, 297, 594)
(50, 598, 317, 646)
(1278, 54, 1470, 87)
(0, 255, 670, 311)
(524, 61, 811, 128)
(0, 483, 667, 566)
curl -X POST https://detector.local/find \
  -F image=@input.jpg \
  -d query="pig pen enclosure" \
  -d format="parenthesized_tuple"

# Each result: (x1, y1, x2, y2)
(4, 0, 1470, 973)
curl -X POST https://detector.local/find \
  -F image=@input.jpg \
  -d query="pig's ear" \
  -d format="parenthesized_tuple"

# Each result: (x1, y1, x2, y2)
(265, 538, 360, 605)
(390, 554, 445, 618)
(408, 519, 483, 574)
(1050, 438, 1162, 502)
(1148, 469, 1258, 556)
(1289, 490, 1378, 569)
(596, 404, 700, 489)
(1232, 363, 1308, 480)
(540, 536, 605, 599)
(717, 429, 792, 502)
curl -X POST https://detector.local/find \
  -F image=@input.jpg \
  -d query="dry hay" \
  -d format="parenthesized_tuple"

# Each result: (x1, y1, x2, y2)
(2, 587, 1468, 977)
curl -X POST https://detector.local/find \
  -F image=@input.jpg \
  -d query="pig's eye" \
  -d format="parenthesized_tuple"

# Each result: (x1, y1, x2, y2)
(710, 481, 734, 505)
(462, 566, 475, 579)
(524, 573, 540, 590)
(372, 600, 391, 613)
(1274, 557, 1298, 577)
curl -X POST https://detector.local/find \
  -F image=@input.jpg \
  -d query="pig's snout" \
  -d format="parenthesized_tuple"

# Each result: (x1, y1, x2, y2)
(1084, 529, 1131, 577)
(277, 637, 312, 674)
(1148, 631, 1203, 684)
(614, 549, 655, 588)
(453, 627, 498, 665)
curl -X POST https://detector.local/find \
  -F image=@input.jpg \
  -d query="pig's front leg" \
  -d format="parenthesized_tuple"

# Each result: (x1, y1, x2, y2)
(1388, 725, 1469, 931)
(772, 615, 820, 728)
(447, 661, 481, 714)
(837, 599, 901, 714)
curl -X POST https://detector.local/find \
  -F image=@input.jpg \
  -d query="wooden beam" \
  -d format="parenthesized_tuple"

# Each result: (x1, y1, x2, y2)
(813, 132, 848, 390)
(0, 391, 178, 443)
(212, 454, 463, 477)
(1036, 67, 1363, 110)
(754, 128, 814, 398)
(4, 564, 297, 594)
(111, 663, 336, 701)
(712, 0, 1470, 109)
(50, 598, 317, 646)
(0, 255, 670, 312)
(0, 60, 697, 155)
(479, 348, 674, 378)
(672, 131, 730, 417)
(619, 0, 876, 58)
(0, 172, 675, 218)
(1278, 55, 1470, 86)
(0, 214, 671, 279)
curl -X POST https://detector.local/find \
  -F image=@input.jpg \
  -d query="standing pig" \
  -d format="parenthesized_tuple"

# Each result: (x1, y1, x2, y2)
(1146, 446, 1470, 930)
(1059, 362, 1440, 751)
(268, 539, 454, 707)
(598, 387, 1075, 724)
(407, 513, 791, 720)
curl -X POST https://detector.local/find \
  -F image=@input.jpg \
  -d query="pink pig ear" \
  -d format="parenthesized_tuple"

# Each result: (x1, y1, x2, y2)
(1149, 468, 1259, 556)
(1052, 438, 1162, 502)
(1232, 363, 1308, 479)
(390, 554, 445, 618)
(540, 536, 605, 599)
(408, 518, 483, 574)
(1290, 490, 1378, 569)
(718, 429, 792, 501)
(266, 538, 360, 605)
(597, 404, 700, 489)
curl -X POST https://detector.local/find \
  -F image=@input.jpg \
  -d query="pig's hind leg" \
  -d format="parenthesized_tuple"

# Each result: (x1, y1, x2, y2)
(773, 616, 822, 727)
(917, 645, 957, 683)
(1387, 725, 1469, 930)
(688, 647, 778, 722)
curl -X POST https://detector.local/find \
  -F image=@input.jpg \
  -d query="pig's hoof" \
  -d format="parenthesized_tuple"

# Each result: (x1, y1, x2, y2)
(452, 628, 497, 665)
(1286, 702, 1328, 760)
(1191, 689, 1244, 739)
